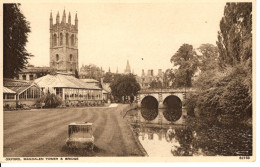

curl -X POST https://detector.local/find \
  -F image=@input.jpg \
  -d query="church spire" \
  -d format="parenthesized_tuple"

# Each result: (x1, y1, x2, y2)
(50, 11, 53, 29)
(62, 9, 66, 24)
(75, 12, 78, 30)
(116, 67, 118, 73)
(68, 12, 71, 24)
(56, 11, 60, 24)
(125, 60, 131, 74)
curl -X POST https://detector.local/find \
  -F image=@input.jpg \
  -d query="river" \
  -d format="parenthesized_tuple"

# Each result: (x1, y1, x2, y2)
(125, 109, 252, 157)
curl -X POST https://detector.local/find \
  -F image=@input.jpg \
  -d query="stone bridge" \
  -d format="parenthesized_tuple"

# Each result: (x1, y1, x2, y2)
(136, 88, 194, 124)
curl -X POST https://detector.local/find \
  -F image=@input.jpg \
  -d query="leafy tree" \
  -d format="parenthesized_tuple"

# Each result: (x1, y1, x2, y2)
(197, 44, 219, 72)
(79, 64, 103, 81)
(185, 3, 252, 123)
(3, 4, 33, 78)
(110, 74, 141, 102)
(164, 68, 175, 88)
(170, 44, 199, 87)
(189, 65, 252, 121)
(216, 3, 252, 67)
(149, 80, 163, 89)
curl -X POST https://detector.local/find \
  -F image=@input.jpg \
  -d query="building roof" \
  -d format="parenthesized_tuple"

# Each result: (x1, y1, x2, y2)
(80, 78, 99, 83)
(19, 66, 56, 73)
(3, 87, 16, 94)
(34, 74, 101, 90)
(3, 78, 36, 94)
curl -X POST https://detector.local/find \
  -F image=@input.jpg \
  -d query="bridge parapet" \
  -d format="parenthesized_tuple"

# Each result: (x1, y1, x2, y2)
(139, 88, 195, 94)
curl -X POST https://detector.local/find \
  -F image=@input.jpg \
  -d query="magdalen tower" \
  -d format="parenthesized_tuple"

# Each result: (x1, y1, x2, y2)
(49, 10, 78, 74)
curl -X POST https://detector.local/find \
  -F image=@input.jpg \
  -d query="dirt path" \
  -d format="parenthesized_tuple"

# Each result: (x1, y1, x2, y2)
(3, 104, 145, 157)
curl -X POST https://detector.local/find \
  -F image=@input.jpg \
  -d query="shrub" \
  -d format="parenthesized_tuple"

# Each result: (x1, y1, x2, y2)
(37, 93, 63, 108)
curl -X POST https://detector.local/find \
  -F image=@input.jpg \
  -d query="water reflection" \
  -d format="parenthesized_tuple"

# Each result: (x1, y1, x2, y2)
(132, 124, 204, 156)
(128, 109, 252, 157)
(131, 122, 252, 156)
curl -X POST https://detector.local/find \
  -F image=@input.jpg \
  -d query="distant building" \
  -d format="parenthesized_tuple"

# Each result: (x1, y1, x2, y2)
(49, 10, 79, 74)
(15, 65, 56, 81)
(137, 69, 165, 89)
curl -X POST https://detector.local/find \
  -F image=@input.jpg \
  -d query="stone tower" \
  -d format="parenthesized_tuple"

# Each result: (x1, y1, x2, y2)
(50, 10, 78, 74)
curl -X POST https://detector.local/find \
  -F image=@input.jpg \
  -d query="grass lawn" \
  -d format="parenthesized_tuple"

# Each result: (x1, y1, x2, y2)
(4, 104, 145, 157)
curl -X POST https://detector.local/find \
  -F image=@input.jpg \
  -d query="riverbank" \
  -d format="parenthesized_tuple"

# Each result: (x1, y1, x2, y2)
(4, 104, 146, 157)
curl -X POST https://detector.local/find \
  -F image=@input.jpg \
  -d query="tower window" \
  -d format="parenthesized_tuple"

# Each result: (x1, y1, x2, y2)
(56, 54, 59, 61)
(22, 75, 26, 80)
(60, 33, 63, 45)
(71, 34, 74, 46)
(53, 34, 57, 46)
(66, 33, 69, 45)
(70, 54, 73, 61)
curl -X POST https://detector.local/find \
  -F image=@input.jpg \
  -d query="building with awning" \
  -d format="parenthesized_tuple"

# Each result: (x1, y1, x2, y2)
(3, 79, 42, 108)
(34, 74, 103, 106)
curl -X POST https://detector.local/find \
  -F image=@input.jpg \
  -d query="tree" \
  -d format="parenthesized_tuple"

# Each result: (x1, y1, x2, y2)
(197, 44, 219, 72)
(79, 64, 103, 81)
(3, 4, 33, 78)
(186, 3, 252, 123)
(75, 69, 79, 78)
(164, 68, 175, 88)
(150, 80, 162, 89)
(216, 3, 252, 67)
(110, 74, 141, 102)
(170, 44, 199, 87)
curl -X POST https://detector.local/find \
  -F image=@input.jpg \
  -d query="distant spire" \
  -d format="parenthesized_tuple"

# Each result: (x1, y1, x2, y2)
(116, 67, 118, 73)
(50, 11, 53, 29)
(75, 12, 78, 20)
(50, 11, 53, 20)
(75, 12, 78, 29)
(62, 9, 66, 23)
(125, 60, 131, 74)
(108, 67, 111, 73)
(56, 11, 60, 24)
(68, 12, 71, 24)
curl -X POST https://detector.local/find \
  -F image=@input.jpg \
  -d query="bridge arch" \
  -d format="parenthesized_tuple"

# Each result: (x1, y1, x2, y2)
(141, 96, 159, 121)
(163, 95, 182, 122)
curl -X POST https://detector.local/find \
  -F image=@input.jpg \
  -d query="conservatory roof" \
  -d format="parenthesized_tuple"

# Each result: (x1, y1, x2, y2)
(3, 86, 16, 94)
(34, 74, 101, 90)
(3, 79, 37, 94)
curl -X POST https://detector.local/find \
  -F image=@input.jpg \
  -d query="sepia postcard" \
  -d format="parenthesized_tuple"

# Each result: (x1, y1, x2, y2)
(0, 0, 256, 163)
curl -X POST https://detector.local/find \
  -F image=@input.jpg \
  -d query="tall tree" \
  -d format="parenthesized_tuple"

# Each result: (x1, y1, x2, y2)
(3, 4, 33, 78)
(197, 44, 219, 72)
(170, 44, 199, 87)
(216, 3, 252, 67)
(110, 74, 141, 102)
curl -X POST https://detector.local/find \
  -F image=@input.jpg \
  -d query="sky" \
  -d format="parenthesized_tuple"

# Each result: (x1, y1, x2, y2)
(19, 1, 226, 76)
